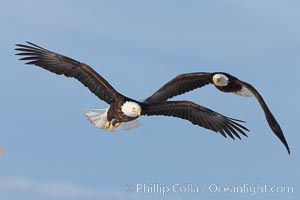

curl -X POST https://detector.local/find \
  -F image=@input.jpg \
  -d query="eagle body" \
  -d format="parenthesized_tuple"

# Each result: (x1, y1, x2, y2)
(85, 100, 142, 131)
(107, 99, 139, 122)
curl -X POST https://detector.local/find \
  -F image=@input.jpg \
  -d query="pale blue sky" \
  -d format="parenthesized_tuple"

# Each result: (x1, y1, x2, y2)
(0, 0, 299, 199)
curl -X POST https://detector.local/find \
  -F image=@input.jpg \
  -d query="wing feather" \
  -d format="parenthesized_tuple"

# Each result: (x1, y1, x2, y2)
(236, 80, 290, 154)
(144, 73, 213, 103)
(142, 101, 249, 138)
(15, 42, 122, 104)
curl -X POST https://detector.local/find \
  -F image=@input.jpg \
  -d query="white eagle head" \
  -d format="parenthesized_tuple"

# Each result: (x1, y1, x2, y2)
(213, 73, 229, 87)
(121, 101, 142, 117)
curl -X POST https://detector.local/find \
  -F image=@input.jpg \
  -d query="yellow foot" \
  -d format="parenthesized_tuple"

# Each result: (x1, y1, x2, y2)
(112, 121, 121, 128)
(104, 122, 111, 129)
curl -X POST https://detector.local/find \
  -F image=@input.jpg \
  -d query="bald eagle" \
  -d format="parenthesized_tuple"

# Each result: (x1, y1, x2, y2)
(145, 72, 290, 154)
(15, 42, 248, 138)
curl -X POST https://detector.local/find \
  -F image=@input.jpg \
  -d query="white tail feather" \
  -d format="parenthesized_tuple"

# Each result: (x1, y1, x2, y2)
(235, 87, 254, 97)
(84, 108, 110, 129)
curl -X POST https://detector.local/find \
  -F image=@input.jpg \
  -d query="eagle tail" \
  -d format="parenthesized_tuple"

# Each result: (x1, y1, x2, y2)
(84, 108, 113, 130)
(235, 87, 254, 97)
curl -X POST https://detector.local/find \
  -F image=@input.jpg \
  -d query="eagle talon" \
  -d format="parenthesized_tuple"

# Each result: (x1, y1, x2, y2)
(104, 122, 111, 129)
(112, 121, 121, 128)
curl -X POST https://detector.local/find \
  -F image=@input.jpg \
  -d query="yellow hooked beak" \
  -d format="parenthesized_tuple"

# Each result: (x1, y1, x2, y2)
(134, 108, 141, 116)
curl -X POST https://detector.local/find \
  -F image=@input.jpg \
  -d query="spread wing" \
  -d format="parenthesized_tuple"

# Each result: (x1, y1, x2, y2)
(142, 101, 249, 139)
(15, 42, 122, 104)
(144, 72, 213, 103)
(236, 80, 290, 154)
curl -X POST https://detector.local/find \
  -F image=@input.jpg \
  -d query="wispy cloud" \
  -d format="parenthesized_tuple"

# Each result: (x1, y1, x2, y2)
(0, 177, 134, 200)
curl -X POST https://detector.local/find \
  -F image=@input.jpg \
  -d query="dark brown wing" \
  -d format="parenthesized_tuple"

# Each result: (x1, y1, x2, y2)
(144, 72, 213, 103)
(236, 80, 290, 154)
(15, 42, 122, 104)
(141, 101, 249, 139)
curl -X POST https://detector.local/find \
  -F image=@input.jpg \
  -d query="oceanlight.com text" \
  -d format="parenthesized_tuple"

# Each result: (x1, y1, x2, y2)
(126, 183, 294, 196)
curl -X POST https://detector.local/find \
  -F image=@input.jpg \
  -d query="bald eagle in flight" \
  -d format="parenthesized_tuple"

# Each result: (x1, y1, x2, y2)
(145, 72, 290, 154)
(15, 42, 248, 139)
